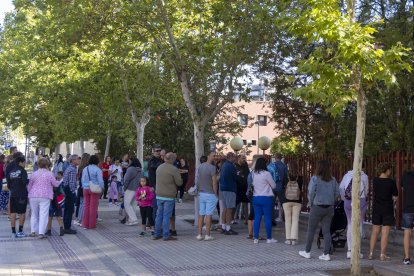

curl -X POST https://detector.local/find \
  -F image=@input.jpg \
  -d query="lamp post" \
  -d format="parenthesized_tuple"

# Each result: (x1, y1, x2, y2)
(254, 121, 260, 154)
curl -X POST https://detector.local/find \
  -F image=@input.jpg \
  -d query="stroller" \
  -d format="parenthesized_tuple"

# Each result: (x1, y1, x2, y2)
(316, 201, 347, 254)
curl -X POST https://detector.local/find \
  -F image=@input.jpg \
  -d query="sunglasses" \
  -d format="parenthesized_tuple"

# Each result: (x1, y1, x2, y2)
(155, 149, 161, 152)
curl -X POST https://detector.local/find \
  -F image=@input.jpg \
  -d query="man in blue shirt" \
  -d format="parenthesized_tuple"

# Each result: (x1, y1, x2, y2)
(267, 153, 288, 224)
(219, 152, 238, 235)
(62, 154, 79, 234)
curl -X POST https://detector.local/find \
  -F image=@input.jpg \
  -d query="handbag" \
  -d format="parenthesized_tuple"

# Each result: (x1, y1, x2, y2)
(188, 184, 198, 196)
(87, 167, 103, 194)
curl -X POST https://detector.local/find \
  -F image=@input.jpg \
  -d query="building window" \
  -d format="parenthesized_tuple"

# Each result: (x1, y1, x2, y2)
(242, 139, 247, 145)
(251, 140, 257, 146)
(238, 114, 248, 126)
(257, 115, 267, 126)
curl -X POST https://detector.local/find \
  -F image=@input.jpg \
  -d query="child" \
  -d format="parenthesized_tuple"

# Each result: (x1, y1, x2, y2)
(108, 175, 119, 206)
(136, 177, 155, 237)
(45, 172, 64, 237)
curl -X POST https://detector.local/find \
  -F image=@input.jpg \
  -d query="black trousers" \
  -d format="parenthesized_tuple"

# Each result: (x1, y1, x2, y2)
(102, 178, 109, 199)
(63, 186, 76, 230)
(140, 206, 154, 226)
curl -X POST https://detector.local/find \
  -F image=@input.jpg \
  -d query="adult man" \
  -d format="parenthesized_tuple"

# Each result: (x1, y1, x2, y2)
(194, 155, 208, 227)
(62, 153, 71, 173)
(267, 153, 288, 224)
(235, 155, 249, 223)
(219, 152, 238, 235)
(152, 152, 182, 241)
(62, 154, 79, 234)
(196, 151, 218, 241)
(7, 155, 28, 238)
(401, 163, 414, 265)
(148, 145, 163, 188)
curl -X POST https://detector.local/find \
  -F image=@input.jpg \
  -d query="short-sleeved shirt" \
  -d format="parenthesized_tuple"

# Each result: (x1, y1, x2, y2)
(198, 163, 216, 194)
(401, 172, 414, 213)
(373, 177, 398, 215)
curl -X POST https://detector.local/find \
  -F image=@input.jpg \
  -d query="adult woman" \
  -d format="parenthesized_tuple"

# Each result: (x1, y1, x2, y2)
(283, 161, 303, 245)
(177, 158, 189, 203)
(123, 157, 143, 226)
(299, 160, 339, 261)
(100, 156, 111, 199)
(251, 157, 277, 244)
(368, 163, 398, 261)
(81, 155, 104, 229)
(0, 154, 8, 214)
(75, 153, 90, 226)
(339, 167, 369, 259)
(28, 158, 60, 238)
(52, 154, 64, 177)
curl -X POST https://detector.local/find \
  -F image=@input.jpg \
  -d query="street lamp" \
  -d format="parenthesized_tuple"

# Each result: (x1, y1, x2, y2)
(254, 121, 260, 154)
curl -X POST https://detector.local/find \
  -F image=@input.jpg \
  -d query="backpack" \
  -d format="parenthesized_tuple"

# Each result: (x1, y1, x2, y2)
(285, 180, 300, 201)
(344, 179, 353, 200)
(267, 163, 282, 193)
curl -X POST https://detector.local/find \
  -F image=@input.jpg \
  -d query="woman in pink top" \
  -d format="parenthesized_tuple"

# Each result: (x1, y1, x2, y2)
(28, 158, 60, 239)
(251, 157, 277, 244)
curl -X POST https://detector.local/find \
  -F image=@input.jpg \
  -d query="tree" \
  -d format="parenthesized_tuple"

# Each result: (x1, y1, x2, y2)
(145, 0, 277, 166)
(285, 0, 411, 274)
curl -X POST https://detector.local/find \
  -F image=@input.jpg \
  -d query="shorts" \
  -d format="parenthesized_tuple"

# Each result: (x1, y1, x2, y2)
(372, 209, 395, 226)
(10, 197, 28, 214)
(402, 213, 414, 230)
(221, 191, 236, 209)
(49, 204, 63, 217)
(172, 202, 176, 217)
(199, 192, 218, 216)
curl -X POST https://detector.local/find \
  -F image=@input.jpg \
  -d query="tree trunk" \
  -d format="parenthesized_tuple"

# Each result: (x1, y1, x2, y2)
(104, 130, 111, 158)
(79, 139, 85, 155)
(54, 145, 60, 155)
(193, 122, 205, 168)
(350, 87, 367, 276)
(135, 113, 150, 164)
(65, 143, 70, 155)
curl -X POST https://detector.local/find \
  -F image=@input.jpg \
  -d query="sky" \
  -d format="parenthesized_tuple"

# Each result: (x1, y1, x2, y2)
(0, 0, 14, 26)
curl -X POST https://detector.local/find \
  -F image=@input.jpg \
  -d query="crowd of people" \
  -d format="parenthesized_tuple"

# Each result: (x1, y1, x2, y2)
(1, 145, 414, 266)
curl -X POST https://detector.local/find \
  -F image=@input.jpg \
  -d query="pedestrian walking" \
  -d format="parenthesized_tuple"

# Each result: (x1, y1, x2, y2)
(299, 160, 339, 261)
(283, 161, 303, 245)
(137, 177, 155, 236)
(81, 155, 104, 229)
(368, 163, 398, 261)
(28, 157, 60, 239)
(123, 157, 142, 225)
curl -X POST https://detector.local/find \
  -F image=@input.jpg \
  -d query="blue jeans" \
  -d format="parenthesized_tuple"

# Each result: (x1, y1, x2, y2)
(77, 197, 84, 222)
(154, 199, 175, 239)
(253, 196, 273, 239)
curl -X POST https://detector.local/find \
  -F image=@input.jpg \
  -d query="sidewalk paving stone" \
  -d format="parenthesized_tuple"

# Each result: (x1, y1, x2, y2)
(0, 199, 413, 275)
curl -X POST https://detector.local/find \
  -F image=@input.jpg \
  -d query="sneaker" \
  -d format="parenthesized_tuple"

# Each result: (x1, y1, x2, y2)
(38, 234, 47, 239)
(346, 251, 363, 259)
(403, 258, 411, 265)
(178, 199, 182, 203)
(299, 251, 311, 259)
(170, 230, 177, 236)
(126, 221, 139, 226)
(46, 230, 52, 237)
(254, 239, 259, 244)
(291, 240, 297, 245)
(59, 228, 65, 237)
(196, 234, 203, 241)
(267, 239, 278, 244)
(224, 229, 238, 235)
(204, 235, 215, 241)
(164, 236, 177, 241)
(16, 232, 26, 238)
(319, 254, 331, 261)
(285, 240, 291, 245)
(109, 203, 113, 207)
(151, 235, 162, 240)
(97, 218, 103, 222)
(139, 232, 146, 237)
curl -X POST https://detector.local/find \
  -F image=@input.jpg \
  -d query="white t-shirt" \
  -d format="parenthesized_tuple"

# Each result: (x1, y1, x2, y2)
(109, 164, 123, 182)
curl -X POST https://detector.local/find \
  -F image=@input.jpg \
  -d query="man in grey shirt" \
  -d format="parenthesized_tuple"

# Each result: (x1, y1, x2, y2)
(196, 151, 218, 241)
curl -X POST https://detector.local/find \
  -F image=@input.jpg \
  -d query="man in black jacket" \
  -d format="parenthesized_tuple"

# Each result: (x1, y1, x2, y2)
(7, 155, 28, 238)
(402, 163, 414, 265)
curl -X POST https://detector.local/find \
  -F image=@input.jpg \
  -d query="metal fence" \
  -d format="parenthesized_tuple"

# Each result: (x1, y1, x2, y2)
(284, 152, 414, 229)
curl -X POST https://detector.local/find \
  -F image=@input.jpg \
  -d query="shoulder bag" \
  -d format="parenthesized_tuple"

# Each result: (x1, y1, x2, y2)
(87, 167, 103, 194)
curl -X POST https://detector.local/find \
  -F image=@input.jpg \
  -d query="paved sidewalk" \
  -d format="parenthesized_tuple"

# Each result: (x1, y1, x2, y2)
(0, 199, 413, 275)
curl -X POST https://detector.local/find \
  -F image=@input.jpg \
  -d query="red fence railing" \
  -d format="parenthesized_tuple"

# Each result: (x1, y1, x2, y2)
(284, 151, 414, 229)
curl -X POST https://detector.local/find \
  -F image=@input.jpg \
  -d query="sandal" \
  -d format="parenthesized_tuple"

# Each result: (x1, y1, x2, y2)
(380, 254, 391, 261)
(368, 252, 373, 260)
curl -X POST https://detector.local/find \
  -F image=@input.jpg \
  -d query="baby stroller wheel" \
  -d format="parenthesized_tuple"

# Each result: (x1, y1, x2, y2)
(317, 237, 321, 249)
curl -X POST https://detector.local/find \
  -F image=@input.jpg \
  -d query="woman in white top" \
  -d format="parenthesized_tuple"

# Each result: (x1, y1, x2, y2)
(251, 157, 277, 244)
(339, 169, 369, 259)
